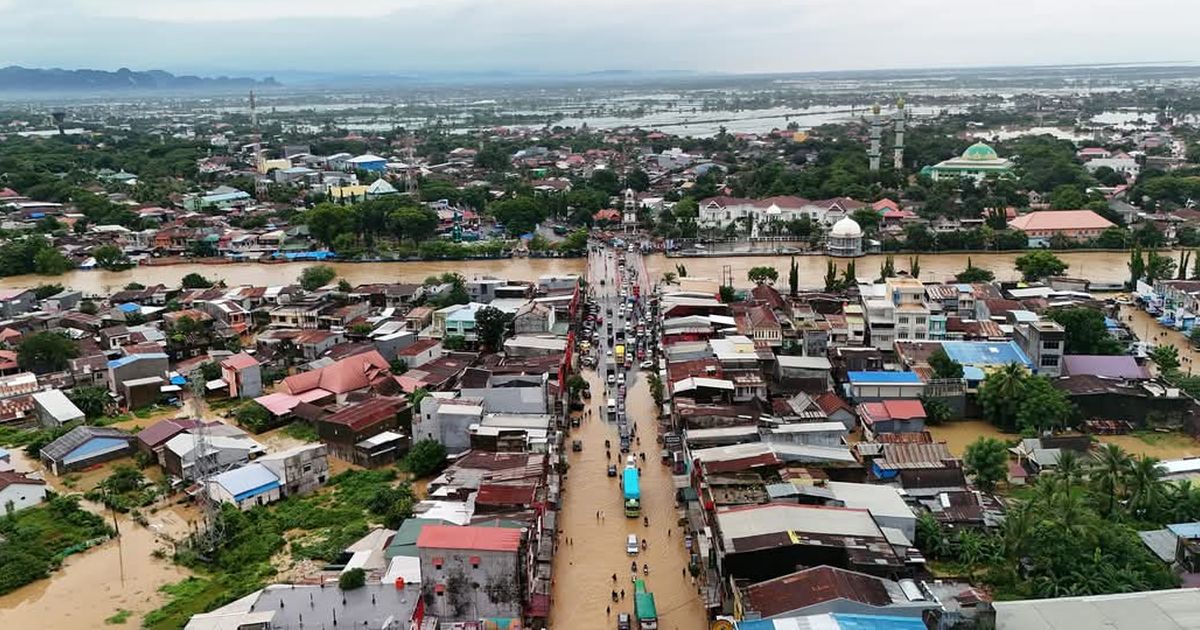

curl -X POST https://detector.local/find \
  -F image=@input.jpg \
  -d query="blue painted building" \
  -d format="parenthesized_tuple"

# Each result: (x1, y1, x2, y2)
(346, 154, 388, 172)
(39, 426, 134, 475)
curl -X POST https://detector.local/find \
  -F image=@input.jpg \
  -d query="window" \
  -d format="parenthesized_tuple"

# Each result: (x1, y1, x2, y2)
(897, 317, 909, 325)
(1041, 356, 1059, 367)
(915, 317, 926, 326)
(303, 464, 312, 473)
(470, 556, 481, 569)
(1042, 340, 1060, 350)
(432, 557, 444, 569)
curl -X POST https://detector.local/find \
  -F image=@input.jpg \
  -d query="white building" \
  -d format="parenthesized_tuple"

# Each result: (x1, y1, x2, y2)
(827, 217, 863, 257)
(0, 471, 47, 513)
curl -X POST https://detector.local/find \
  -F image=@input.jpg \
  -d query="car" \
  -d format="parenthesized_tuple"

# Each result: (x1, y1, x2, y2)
(617, 372, 625, 384)
(617, 613, 631, 630)
(640, 360, 654, 370)
(626, 534, 639, 555)
(620, 439, 630, 453)
(607, 373, 616, 384)
(607, 464, 618, 477)
(572, 440, 583, 452)
(607, 348, 613, 357)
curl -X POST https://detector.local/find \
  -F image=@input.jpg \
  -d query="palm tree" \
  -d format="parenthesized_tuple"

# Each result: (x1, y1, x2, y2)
(1092, 443, 1131, 518)
(1054, 450, 1084, 490)
(1169, 480, 1200, 522)
(1002, 502, 1037, 561)
(1126, 455, 1166, 521)
(980, 362, 1027, 430)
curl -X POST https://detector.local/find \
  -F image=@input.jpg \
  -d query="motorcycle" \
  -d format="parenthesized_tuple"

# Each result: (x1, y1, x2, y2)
(642, 563, 649, 576)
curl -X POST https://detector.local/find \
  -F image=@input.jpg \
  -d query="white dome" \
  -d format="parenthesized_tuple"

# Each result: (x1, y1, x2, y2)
(830, 216, 862, 238)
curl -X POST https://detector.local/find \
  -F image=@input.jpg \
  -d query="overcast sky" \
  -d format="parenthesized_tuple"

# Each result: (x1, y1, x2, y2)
(1, 0, 1198, 77)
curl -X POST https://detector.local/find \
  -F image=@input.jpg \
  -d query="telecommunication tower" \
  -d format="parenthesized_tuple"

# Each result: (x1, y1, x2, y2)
(187, 373, 225, 555)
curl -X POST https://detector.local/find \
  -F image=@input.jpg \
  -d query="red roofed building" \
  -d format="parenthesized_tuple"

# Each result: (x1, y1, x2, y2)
(0, 470, 48, 512)
(474, 482, 538, 514)
(220, 352, 262, 399)
(417, 525, 524, 620)
(857, 399, 927, 439)
(1007, 209, 1115, 243)
(739, 565, 936, 619)
(280, 350, 393, 403)
(593, 208, 621, 223)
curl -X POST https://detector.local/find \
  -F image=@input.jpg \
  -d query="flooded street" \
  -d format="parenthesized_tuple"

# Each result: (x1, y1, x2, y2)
(0, 449, 196, 628)
(551, 369, 707, 630)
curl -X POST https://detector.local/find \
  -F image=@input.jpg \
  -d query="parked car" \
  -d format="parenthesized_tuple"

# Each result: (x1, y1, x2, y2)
(626, 534, 639, 555)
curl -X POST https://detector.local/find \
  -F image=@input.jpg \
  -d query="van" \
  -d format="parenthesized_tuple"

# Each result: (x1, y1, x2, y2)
(626, 534, 639, 555)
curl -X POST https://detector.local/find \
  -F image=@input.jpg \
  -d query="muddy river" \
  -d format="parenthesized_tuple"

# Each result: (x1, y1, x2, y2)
(0, 250, 1150, 295)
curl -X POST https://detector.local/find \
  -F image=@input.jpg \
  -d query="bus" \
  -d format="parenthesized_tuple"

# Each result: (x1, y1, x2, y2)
(622, 464, 641, 517)
(633, 580, 658, 629)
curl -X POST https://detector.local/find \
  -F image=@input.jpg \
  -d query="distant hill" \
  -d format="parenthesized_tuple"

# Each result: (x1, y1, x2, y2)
(0, 66, 279, 91)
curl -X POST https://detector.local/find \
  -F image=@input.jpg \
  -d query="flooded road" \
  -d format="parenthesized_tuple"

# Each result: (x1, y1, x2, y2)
(0, 449, 196, 628)
(551, 369, 707, 630)
(551, 245, 706, 630)
(0, 249, 1153, 294)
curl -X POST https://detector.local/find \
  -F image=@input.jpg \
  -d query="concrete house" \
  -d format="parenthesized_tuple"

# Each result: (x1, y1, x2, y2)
(31, 389, 85, 428)
(0, 471, 48, 513)
(220, 352, 262, 398)
(107, 352, 170, 409)
(206, 462, 282, 510)
(258, 443, 329, 497)
(417, 525, 524, 621)
(0, 288, 35, 318)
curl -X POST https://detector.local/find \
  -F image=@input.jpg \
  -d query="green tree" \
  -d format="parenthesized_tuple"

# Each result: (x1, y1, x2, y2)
(823, 261, 839, 292)
(339, 568, 366, 590)
(661, 271, 677, 285)
(1014, 250, 1068, 281)
(92, 244, 132, 271)
(474, 305, 511, 352)
(181, 272, 214, 289)
(1046, 308, 1123, 354)
(390, 206, 439, 243)
(403, 439, 447, 477)
(32, 284, 63, 300)
(747, 266, 779, 284)
(443, 335, 467, 351)
(299, 265, 337, 291)
(928, 347, 965, 379)
(1149, 345, 1181, 372)
(1126, 455, 1167, 521)
(978, 363, 1028, 431)
(490, 197, 545, 235)
(1092, 443, 1131, 518)
(1049, 184, 1087, 209)
(67, 385, 112, 420)
(34, 248, 74, 275)
(920, 395, 954, 425)
(235, 401, 276, 433)
(718, 285, 737, 303)
(1145, 250, 1176, 284)
(1128, 246, 1145, 286)
(955, 257, 995, 283)
(1016, 376, 1074, 433)
(17, 331, 78, 373)
(788, 256, 799, 296)
(909, 256, 921, 279)
(964, 436, 1009, 492)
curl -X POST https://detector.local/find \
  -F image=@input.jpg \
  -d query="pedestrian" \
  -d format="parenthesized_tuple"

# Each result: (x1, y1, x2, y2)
(682, 568, 686, 578)
(612, 573, 617, 583)
(607, 606, 611, 616)
(621, 589, 625, 600)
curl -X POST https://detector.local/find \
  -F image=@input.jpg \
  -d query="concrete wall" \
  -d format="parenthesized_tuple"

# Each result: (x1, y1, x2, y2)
(418, 547, 522, 620)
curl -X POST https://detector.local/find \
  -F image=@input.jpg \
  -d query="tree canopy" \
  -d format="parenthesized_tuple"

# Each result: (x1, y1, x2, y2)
(1014, 251, 1068, 281)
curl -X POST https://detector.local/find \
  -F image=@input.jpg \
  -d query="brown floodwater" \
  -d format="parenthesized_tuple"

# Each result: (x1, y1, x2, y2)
(0, 449, 196, 628)
(0, 250, 1157, 294)
(551, 369, 707, 630)
(647, 250, 1156, 288)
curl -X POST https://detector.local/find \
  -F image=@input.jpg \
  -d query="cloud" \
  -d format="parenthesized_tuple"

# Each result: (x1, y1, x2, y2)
(0, 0, 1198, 75)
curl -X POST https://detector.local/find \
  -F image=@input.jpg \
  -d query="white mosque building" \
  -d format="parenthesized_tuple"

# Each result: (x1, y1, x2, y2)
(826, 216, 863, 257)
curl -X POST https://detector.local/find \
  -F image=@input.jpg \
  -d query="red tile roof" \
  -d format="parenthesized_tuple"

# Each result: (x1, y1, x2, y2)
(0, 470, 46, 491)
(417, 525, 522, 552)
(281, 350, 390, 396)
(858, 400, 926, 425)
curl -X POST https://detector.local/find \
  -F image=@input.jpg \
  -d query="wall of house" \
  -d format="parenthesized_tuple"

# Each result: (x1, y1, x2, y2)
(0, 482, 47, 513)
(418, 547, 522, 620)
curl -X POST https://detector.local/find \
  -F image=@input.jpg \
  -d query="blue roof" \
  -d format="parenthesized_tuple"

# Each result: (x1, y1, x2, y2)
(941, 340, 1032, 369)
(962, 366, 986, 382)
(203, 191, 251, 203)
(62, 437, 130, 465)
(0, 447, 9, 459)
(213, 463, 281, 501)
(170, 375, 187, 386)
(1167, 522, 1200, 539)
(831, 614, 929, 630)
(847, 371, 922, 384)
(117, 302, 141, 313)
(107, 353, 169, 369)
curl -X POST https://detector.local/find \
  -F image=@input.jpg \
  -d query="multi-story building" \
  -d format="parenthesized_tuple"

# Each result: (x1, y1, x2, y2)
(1014, 320, 1067, 377)
(417, 525, 525, 622)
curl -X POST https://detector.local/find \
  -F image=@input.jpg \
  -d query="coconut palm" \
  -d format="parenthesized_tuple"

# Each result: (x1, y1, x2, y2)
(1168, 479, 1200, 522)
(1091, 443, 1131, 518)
(978, 362, 1027, 431)
(1054, 450, 1085, 489)
(1126, 455, 1166, 521)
